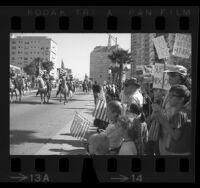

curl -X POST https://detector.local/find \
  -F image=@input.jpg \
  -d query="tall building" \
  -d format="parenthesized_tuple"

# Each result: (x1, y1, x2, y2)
(10, 36, 58, 78)
(131, 33, 156, 76)
(90, 45, 118, 85)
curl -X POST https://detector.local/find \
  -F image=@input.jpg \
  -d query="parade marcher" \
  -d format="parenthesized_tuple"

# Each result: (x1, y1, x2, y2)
(56, 76, 64, 97)
(92, 81, 101, 106)
(152, 85, 191, 155)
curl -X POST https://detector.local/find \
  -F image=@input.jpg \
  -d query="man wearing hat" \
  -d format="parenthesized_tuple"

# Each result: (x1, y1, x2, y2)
(123, 77, 144, 112)
(162, 64, 191, 117)
(150, 64, 191, 155)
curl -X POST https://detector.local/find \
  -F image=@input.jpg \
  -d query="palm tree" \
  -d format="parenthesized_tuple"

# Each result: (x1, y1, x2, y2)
(108, 48, 132, 91)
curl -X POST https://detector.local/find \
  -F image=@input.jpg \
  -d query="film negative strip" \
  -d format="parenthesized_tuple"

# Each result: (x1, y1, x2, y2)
(0, 5, 198, 183)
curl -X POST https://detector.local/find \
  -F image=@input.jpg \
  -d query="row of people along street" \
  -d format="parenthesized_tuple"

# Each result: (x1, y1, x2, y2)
(9, 64, 192, 156)
(86, 64, 192, 156)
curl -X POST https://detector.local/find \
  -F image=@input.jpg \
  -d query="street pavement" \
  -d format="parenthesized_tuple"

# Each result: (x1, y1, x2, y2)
(10, 89, 95, 155)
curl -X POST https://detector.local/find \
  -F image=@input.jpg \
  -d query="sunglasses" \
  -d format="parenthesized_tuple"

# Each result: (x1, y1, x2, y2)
(167, 72, 180, 77)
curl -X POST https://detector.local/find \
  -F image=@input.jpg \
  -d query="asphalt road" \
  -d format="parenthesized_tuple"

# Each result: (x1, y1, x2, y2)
(10, 90, 95, 155)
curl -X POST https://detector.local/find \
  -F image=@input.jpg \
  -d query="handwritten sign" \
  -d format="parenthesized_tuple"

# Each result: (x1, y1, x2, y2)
(152, 36, 169, 59)
(136, 65, 154, 76)
(153, 63, 171, 90)
(172, 33, 191, 59)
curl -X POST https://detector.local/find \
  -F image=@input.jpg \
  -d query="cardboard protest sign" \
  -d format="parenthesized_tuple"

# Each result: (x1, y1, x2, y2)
(152, 36, 170, 59)
(136, 65, 144, 76)
(153, 63, 171, 90)
(136, 65, 154, 76)
(172, 33, 191, 59)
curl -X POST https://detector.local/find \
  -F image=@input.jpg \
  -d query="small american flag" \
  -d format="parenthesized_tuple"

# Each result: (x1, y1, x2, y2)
(93, 99, 109, 123)
(70, 112, 93, 141)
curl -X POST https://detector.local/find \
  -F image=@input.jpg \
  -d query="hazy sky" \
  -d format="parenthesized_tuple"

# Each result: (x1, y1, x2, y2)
(13, 33, 130, 80)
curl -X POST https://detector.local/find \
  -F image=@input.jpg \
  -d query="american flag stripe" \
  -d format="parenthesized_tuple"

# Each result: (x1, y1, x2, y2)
(71, 114, 81, 137)
(70, 112, 92, 141)
(97, 100, 104, 119)
(81, 121, 91, 141)
(94, 99, 109, 122)
(70, 113, 77, 133)
(73, 116, 83, 137)
(70, 113, 79, 135)
(77, 118, 86, 140)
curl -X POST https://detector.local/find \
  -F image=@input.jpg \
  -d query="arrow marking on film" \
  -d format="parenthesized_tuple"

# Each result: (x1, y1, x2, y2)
(10, 173, 28, 182)
(111, 174, 129, 182)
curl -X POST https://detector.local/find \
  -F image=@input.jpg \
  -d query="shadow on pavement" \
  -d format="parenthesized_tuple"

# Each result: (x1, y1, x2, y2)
(62, 107, 94, 111)
(11, 100, 55, 105)
(10, 130, 85, 148)
(60, 133, 72, 136)
(49, 148, 87, 155)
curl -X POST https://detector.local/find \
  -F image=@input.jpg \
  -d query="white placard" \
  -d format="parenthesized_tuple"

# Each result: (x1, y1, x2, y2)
(153, 63, 171, 90)
(172, 33, 191, 59)
(152, 36, 170, 59)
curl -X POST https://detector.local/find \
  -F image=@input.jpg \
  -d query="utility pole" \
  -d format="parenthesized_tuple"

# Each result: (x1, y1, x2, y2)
(107, 34, 118, 48)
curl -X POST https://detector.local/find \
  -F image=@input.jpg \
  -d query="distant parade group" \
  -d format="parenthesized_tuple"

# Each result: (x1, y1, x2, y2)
(9, 67, 92, 104)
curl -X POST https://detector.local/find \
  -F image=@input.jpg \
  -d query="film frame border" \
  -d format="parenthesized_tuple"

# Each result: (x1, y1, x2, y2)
(0, 6, 198, 183)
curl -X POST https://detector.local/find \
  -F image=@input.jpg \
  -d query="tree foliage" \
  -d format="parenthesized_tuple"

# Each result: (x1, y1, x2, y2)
(41, 61, 54, 74)
(108, 48, 132, 91)
(23, 57, 42, 76)
(23, 57, 54, 76)
(108, 48, 132, 65)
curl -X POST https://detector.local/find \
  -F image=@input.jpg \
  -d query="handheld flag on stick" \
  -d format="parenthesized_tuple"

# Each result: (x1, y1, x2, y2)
(70, 112, 93, 141)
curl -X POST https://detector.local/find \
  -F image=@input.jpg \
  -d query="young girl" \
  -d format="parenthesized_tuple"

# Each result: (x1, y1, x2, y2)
(102, 100, 124, 154)
(117, 116, 138, 155)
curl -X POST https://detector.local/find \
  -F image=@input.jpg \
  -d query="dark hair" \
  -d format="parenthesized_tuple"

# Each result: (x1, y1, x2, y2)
(169, 84, 190, 105)
(129, 102, 142, 115)
(107, 100, 122, 115)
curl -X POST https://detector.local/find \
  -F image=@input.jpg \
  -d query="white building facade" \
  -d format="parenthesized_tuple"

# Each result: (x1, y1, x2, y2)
(10, 36, 58, 78)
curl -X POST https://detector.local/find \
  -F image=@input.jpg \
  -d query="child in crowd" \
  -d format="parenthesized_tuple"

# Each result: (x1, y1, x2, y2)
(84, 100, 124, 155)
(127, 102, 149, 155)
(117, 115, 138, 155)
(102, 100, 124, 154)
(87, 133, 110, 155)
